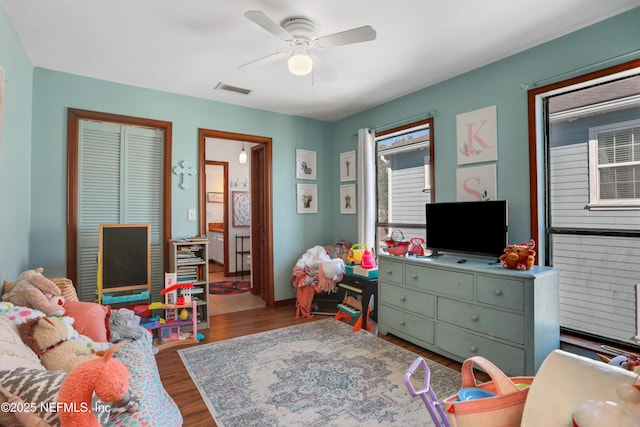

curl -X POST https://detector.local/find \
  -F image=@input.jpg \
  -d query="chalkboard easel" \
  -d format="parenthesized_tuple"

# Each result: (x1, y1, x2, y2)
(98, 223, 151, 304)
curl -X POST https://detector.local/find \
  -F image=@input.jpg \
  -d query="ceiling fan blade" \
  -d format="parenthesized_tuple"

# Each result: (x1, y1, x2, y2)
(314, 25, 376, 48)
(238, 51, 289, 70)
(310, 54, 338, 82)
(244, 10, 293, 42)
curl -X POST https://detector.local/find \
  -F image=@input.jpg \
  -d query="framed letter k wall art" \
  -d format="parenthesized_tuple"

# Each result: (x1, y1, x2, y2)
(456, 105, 497, 165)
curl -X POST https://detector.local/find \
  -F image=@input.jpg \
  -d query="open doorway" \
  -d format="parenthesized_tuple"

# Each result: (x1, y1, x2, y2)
(198, 129, 274, 314)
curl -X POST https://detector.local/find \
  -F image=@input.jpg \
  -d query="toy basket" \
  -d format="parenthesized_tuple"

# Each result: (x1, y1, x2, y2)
(385, 230, 410, 256)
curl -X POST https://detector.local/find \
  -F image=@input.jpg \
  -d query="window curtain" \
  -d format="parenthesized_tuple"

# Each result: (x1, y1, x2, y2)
(357, 128, 376, 250)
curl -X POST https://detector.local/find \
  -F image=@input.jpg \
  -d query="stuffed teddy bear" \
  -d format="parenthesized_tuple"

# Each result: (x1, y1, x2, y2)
(2, 268, 66, 317)
(499, 239, 536, 271)
(18, 317, 98, 372)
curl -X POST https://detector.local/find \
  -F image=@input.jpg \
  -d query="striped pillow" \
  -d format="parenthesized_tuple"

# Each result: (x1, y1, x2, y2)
(0, 368, 110, 426)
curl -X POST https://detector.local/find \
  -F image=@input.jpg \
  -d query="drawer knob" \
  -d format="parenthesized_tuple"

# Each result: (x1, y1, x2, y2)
(400, 296, 407, 302)
(494, 289, 503, 295)
(471, 314, 479, 321)
(469, 345, 478, 353)
(400, 320, 406, 326)
(411, 273, 418, 279)
(386, 269, 393, 274)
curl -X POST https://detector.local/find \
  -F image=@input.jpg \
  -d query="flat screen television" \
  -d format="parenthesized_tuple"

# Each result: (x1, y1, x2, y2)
(425, 200, 508, 258)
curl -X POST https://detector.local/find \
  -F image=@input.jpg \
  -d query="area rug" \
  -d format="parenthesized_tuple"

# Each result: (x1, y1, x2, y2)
(178, 318, 461, 426)
(209, 280, 251, 295)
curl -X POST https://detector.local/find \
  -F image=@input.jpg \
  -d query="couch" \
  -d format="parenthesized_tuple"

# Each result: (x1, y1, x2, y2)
(0, 300, 183, 426)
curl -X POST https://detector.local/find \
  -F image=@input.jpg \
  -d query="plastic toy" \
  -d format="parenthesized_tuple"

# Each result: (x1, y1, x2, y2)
(409, 238, 426, 256)
(404, 357, 450, 427)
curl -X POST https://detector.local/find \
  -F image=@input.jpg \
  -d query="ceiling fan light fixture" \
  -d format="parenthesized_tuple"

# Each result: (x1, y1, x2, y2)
(288, 53, 313, 76)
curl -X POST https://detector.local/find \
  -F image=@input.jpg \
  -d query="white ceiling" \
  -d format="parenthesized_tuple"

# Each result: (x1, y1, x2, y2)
(2, 0, 639, 122)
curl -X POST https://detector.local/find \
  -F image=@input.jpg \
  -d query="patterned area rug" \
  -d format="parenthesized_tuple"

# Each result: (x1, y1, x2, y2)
(178, 319, 461, 426)
(209, 280, 251, 295)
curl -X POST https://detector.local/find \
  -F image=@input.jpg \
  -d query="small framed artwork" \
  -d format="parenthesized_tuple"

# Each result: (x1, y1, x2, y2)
(456, 105, 498, 165)
(297, 184, 318, 214)
(296, 149, 317, 180)
(232, 191, 250, 226)
(207, 192, 223, 203)
(340, 150, 356, 182)
(340, 184, 356, 214)
(456, 164, 497, 201)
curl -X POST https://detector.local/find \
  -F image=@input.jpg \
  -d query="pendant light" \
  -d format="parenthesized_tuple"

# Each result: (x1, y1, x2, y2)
(239, 143, 248, 164)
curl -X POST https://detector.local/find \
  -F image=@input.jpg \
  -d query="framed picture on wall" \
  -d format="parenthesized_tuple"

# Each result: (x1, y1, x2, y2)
(232, 191, 250, 226)
(340, 150, 356, 182)
(296, 184, 318, 214)
(296, 149, 317, 180)
(456, 164, 497, 201)
(340, 184, 356, 214)
(456, 105, 498, 165)
(207, 192, 223, 203)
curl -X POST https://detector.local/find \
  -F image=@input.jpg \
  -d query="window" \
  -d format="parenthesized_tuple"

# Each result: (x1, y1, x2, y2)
(588, 119, 640, 208)
(530, 61, 640, 345)
(375, 118, 433, 253)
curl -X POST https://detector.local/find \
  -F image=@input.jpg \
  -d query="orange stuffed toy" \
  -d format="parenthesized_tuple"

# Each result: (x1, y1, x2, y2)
(499, 239, 536, 271)
(58, 342, 138, 427)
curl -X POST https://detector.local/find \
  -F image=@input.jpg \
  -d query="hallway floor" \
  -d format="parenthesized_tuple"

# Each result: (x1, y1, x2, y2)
(208, 262, 265, 315)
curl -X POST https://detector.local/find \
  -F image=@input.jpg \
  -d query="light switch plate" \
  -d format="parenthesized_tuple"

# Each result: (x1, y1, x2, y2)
(187, 208, 196, 220)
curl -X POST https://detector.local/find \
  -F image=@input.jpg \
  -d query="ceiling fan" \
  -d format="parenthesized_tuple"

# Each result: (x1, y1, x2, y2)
(239, 10, 377, 80)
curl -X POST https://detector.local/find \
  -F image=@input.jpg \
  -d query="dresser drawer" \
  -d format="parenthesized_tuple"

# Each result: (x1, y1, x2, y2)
(437, 297, 525, 344)
(405, 264, 473, 300)
(435, 323, 525, 376)
(380, 283, 435, 318)
(477, 276, 525, 311)
(378, 259, 404, 285)
(379, 304, 434, 344)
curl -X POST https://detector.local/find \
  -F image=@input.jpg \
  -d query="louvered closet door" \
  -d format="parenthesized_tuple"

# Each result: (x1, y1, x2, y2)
(77, 120, 165, 302)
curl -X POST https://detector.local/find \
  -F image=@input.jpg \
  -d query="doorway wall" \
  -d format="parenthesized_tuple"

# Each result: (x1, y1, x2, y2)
(198, 129, 274, 306)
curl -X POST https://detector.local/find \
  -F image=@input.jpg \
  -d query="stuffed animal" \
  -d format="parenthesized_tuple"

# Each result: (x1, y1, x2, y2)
(499, 239, 536, 271)
(2, 268, 66, 316)
(18, 317, 98, 372)
(58, 343, 139, 427)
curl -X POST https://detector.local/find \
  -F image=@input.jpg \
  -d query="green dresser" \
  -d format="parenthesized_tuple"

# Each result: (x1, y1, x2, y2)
(378, 254, 559, 375)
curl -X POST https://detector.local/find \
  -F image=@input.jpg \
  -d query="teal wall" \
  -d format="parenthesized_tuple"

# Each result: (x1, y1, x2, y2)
(0, 5, 33, 281)
(29, 70, 332, 300)
(330, 7, 640, 247)
(2, 5, 640, 301)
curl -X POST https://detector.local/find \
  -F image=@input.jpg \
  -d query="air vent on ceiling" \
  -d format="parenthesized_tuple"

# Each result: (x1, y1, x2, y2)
(215, 82, 252, 96)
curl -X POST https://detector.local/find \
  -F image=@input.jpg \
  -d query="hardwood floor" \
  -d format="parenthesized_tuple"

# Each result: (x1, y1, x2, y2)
(155, 305, 483, 426)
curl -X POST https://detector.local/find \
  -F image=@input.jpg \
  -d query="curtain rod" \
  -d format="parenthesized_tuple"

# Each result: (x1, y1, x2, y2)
(520, 48, 640, 90)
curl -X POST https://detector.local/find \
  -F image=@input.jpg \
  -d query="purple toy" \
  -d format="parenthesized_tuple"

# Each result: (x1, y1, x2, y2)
(404, 357, 451, 427)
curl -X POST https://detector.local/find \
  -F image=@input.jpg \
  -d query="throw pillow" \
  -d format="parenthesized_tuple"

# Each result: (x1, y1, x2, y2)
(0, 316, 44, 371)
(0, 367, 110, 426)
(63, 301, 111, 343)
